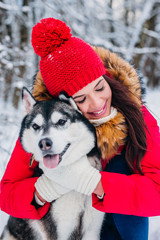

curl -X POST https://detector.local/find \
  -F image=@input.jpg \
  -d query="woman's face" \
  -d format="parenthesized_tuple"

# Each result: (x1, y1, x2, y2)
(72, 76, 112, 120)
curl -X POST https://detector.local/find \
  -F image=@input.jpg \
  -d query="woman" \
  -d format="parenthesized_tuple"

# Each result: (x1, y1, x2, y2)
(1, 18, 160, 239)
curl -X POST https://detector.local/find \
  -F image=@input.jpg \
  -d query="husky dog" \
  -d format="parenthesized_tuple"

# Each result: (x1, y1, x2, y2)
(1, 88, 104, 240)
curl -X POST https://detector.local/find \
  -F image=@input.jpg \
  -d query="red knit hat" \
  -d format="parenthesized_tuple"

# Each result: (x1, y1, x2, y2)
(31, 18, 106, 97)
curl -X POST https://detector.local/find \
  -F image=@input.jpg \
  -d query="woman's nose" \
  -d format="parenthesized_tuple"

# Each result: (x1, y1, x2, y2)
(89, 94, 100, 109)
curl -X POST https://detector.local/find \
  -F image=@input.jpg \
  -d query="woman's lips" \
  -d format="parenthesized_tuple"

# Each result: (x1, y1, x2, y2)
(88, 102, 107, 118)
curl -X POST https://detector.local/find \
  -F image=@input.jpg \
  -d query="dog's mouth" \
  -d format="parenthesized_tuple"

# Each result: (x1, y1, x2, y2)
(43, 143, 70, 169)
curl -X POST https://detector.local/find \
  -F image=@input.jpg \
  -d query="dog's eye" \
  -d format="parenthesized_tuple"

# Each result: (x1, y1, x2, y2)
(32, 123, 40, 130)
(57, 119, 66, 126)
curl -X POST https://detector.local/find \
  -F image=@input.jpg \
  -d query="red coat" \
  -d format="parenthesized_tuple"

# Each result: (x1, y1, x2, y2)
(0, 107, 160, 219)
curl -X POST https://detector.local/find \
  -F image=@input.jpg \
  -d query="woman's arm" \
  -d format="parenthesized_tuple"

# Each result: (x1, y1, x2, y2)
(0, 138, 50, 219)
(92, 107, 160, 216)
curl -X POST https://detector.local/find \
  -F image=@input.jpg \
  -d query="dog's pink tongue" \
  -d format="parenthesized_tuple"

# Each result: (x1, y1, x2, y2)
(43, 154, 60, 169)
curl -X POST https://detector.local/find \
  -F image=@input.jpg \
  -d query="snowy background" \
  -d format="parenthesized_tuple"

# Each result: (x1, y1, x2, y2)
(0, 0, 160, 238)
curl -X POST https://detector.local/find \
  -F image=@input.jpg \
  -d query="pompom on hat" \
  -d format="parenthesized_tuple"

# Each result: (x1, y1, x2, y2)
(31, 18, 106, 97)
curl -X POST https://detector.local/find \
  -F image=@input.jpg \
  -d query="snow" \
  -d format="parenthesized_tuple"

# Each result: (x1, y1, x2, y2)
(145, 87, 160, 126)
(145, 87, 160, 239)
(126, 0, 156, 61)
(0, 86, 160, 238)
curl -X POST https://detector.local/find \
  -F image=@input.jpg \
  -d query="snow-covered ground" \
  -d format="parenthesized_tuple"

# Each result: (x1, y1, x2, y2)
(0, 86, 160, 238)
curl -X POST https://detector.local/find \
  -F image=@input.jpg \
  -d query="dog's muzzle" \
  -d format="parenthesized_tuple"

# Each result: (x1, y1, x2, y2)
(38, 138, 70, 169)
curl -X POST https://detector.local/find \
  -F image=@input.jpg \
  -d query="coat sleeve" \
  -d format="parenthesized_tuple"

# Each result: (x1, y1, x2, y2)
(0, 138, 50, 219)
(92, 107, 160, 217)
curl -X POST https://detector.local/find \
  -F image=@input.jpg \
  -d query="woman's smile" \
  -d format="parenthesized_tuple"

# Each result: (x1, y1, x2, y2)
(88, 101, 107, 118)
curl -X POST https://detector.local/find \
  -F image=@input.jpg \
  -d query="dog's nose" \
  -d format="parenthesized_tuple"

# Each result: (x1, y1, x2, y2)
(39, 138, 53, 151)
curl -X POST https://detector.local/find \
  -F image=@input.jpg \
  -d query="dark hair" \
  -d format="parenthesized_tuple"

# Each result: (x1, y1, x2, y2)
(103, 75, 147, 175)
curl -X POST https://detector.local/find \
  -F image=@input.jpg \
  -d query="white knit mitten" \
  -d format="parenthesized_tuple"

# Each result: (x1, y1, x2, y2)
(35, 174, 71, 202)
(47, 155, 101, 196)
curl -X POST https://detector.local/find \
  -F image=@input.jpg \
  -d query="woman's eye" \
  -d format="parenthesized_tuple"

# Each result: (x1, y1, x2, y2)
(96, 86, 104, 92)
(32, 123, 40, 130)
(77, 97, 86, 104)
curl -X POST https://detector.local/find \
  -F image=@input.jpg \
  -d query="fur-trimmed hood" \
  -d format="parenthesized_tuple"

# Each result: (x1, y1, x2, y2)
(92, 46, 142, 106)
(32, 47, 142, 161)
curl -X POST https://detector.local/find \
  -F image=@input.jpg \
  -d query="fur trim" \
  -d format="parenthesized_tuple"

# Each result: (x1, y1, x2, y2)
(32, 72, 52, 101)
(91, 46, 142, 107)
(95, 111, 127, 160)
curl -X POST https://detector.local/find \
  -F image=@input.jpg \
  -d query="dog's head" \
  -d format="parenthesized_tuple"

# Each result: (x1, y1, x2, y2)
(20, 88, 97, 170)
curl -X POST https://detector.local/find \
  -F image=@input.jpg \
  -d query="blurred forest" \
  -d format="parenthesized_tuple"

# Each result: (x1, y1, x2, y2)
(0, 0, 160, 110)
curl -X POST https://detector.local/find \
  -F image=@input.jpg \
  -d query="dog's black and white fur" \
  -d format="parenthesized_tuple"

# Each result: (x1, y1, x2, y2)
(1, 88, 104, 240)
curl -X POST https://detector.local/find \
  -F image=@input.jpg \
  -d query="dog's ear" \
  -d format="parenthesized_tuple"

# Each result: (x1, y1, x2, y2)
(22, 87, 36, 114)
(59, 91, 82, 114)
(58, 91, 70, 102)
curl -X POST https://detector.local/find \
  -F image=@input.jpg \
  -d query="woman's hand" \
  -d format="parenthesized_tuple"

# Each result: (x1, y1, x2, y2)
(35, 189, 46, 203)
(93, 180, 104, 199)
(47, 155, 101, 196)
(35, 174, 71, 203)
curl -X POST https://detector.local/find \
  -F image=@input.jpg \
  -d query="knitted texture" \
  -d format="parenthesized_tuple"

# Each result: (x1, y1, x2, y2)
(31, 18, 106, 97)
